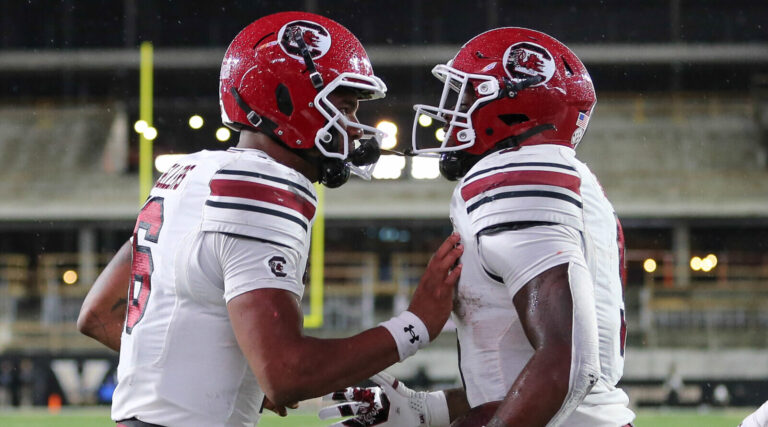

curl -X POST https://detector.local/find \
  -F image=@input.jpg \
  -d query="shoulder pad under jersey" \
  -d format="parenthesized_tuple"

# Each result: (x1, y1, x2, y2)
(201, 152, 317, 249)
(459, 148, 584, 233)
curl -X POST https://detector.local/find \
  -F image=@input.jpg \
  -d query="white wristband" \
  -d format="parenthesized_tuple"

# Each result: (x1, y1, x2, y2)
(426, 390, 450, 427)
(379, 311, 430, 361)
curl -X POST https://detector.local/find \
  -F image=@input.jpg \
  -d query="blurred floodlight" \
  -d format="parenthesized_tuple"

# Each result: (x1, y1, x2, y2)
(418, 114, 433, 127)
(690, 256, 702, 271)
(705, 253, 718, 268)
(643, 258, 657, 273)
(216, 127, 231, 142)
(143, 127, 158, 140)
(411, 156, 440, 180)
(189, 115, 204, 129)
(376, 120, 398, 150)
(134, 120, 148, 134)
(372, 155, 405, 180)
(435, 128, 446, 142)
(155, 154, 187, 173)
(62, 269, 78, 285)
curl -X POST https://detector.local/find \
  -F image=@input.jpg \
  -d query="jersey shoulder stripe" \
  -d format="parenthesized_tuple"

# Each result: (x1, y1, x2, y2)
(209, 177, 316, 221)
(462, 169, 581, 203)
(202, 161, 317, 249)
(464, 161, 577, 182)
(458, 153, 584, 232)
(466, 189, 582, 214)
(204, 200, 308, 231)
(215, 169, 316, 201)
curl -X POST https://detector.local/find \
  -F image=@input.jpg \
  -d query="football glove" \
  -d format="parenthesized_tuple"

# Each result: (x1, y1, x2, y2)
(318, 372, 449, 427)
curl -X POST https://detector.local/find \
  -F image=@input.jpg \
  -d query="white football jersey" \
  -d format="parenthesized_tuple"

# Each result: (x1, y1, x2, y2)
(112, 148, 315, 427)
(450, 144, 635, 426)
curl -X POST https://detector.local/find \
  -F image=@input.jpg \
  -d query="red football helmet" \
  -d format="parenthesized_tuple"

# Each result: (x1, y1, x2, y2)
(412, 27, 596, 156)
(219, 12, 387, 180)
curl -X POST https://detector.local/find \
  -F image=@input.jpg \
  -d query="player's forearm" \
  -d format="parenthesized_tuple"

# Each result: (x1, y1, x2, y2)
(77, 239, 131, 352)
(78, 298, 126, 351)
(445, 387, 471, 422)
(260, 326, 400, 406)
(489, 346, 571, 427)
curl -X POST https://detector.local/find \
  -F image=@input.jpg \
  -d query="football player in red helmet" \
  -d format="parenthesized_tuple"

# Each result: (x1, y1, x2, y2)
(78, 12, 463, 427)
(320, 28, 635, 427)
(219, 12, 389, 188)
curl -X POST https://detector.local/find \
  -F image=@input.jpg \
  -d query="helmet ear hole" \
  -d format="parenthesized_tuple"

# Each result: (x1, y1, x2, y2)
(275, 83, 294, 116)
(499, 114, 529, 126)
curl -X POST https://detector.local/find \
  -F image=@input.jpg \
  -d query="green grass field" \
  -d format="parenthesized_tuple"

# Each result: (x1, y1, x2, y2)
(0, 407, 753, 427)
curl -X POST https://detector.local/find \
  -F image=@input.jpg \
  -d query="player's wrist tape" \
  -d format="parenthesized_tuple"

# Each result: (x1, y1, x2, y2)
(426, 390, 450, 427)
(379, 311, 430, 361)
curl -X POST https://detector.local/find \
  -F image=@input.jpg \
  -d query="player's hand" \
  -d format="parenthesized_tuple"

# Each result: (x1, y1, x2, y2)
(318, 372, 435, 427)
(263, 396, 298, 416)
(409, 233, 463, 339)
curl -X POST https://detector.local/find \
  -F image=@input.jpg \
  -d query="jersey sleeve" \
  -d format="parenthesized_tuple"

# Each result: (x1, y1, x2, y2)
(209, 232, 305, 302)
(478, 224, 586, 297)
(201, 155, 317, 249)
(459, 156, 584, 234)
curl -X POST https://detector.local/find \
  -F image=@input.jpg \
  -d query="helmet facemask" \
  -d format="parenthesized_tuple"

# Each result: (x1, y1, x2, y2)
(314, 72, 387, 180)
(411, 64, 500, 155)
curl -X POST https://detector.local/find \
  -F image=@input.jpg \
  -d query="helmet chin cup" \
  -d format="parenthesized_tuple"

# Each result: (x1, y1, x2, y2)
(439, 151, 481, 181)
(439, 152, 464, 181)
(350, 138, 381, 167)
(320, 158, 350, 188)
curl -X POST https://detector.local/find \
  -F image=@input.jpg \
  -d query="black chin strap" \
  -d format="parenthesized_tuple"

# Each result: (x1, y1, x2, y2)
(230, 87, 280, 138)
(291, 28, 324, 90)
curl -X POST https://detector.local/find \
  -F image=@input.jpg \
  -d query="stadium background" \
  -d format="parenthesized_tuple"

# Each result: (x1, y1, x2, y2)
(0, 0, 767, 424)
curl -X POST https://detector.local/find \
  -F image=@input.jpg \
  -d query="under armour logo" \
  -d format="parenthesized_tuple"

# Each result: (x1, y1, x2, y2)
(404, 324, 419, 344)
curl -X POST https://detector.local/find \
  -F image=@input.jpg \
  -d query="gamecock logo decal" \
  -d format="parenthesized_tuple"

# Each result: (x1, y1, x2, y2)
(278, 20, 331, 60)
(503, 42, 555, 86)
(268, 255, 288, 278)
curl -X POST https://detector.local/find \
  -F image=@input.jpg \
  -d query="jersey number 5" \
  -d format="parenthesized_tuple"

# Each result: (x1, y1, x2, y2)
(126, 197, 165, 334)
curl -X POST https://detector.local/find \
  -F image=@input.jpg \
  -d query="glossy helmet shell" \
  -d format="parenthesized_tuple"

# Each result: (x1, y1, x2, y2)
(415, 27, 596, 156)
(219, 11, 385, 152)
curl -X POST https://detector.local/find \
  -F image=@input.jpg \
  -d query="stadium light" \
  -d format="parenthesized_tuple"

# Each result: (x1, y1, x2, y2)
(410, 156, 440, 179)
(134, 120, 148, 134)
(643, 258, 657, 273)
(216, 127, 231, 142)
(700, 255, 717, 272)
(435, 128, 446, 142)
(143, 127, 158, 140)
(62, 269, 78, 285)
(706, 254, 718, 268)
(372, 155, 406, 179)
(418, 114, 433, 127)
(188, 115, 204, 129)
(155, 154, 187, 173)
(376, 120, 398, 150)
(690, 256, 702, 271)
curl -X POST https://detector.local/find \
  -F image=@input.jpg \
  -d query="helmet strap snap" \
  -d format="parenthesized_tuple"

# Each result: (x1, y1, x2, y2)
(501, 75, 544, 98)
